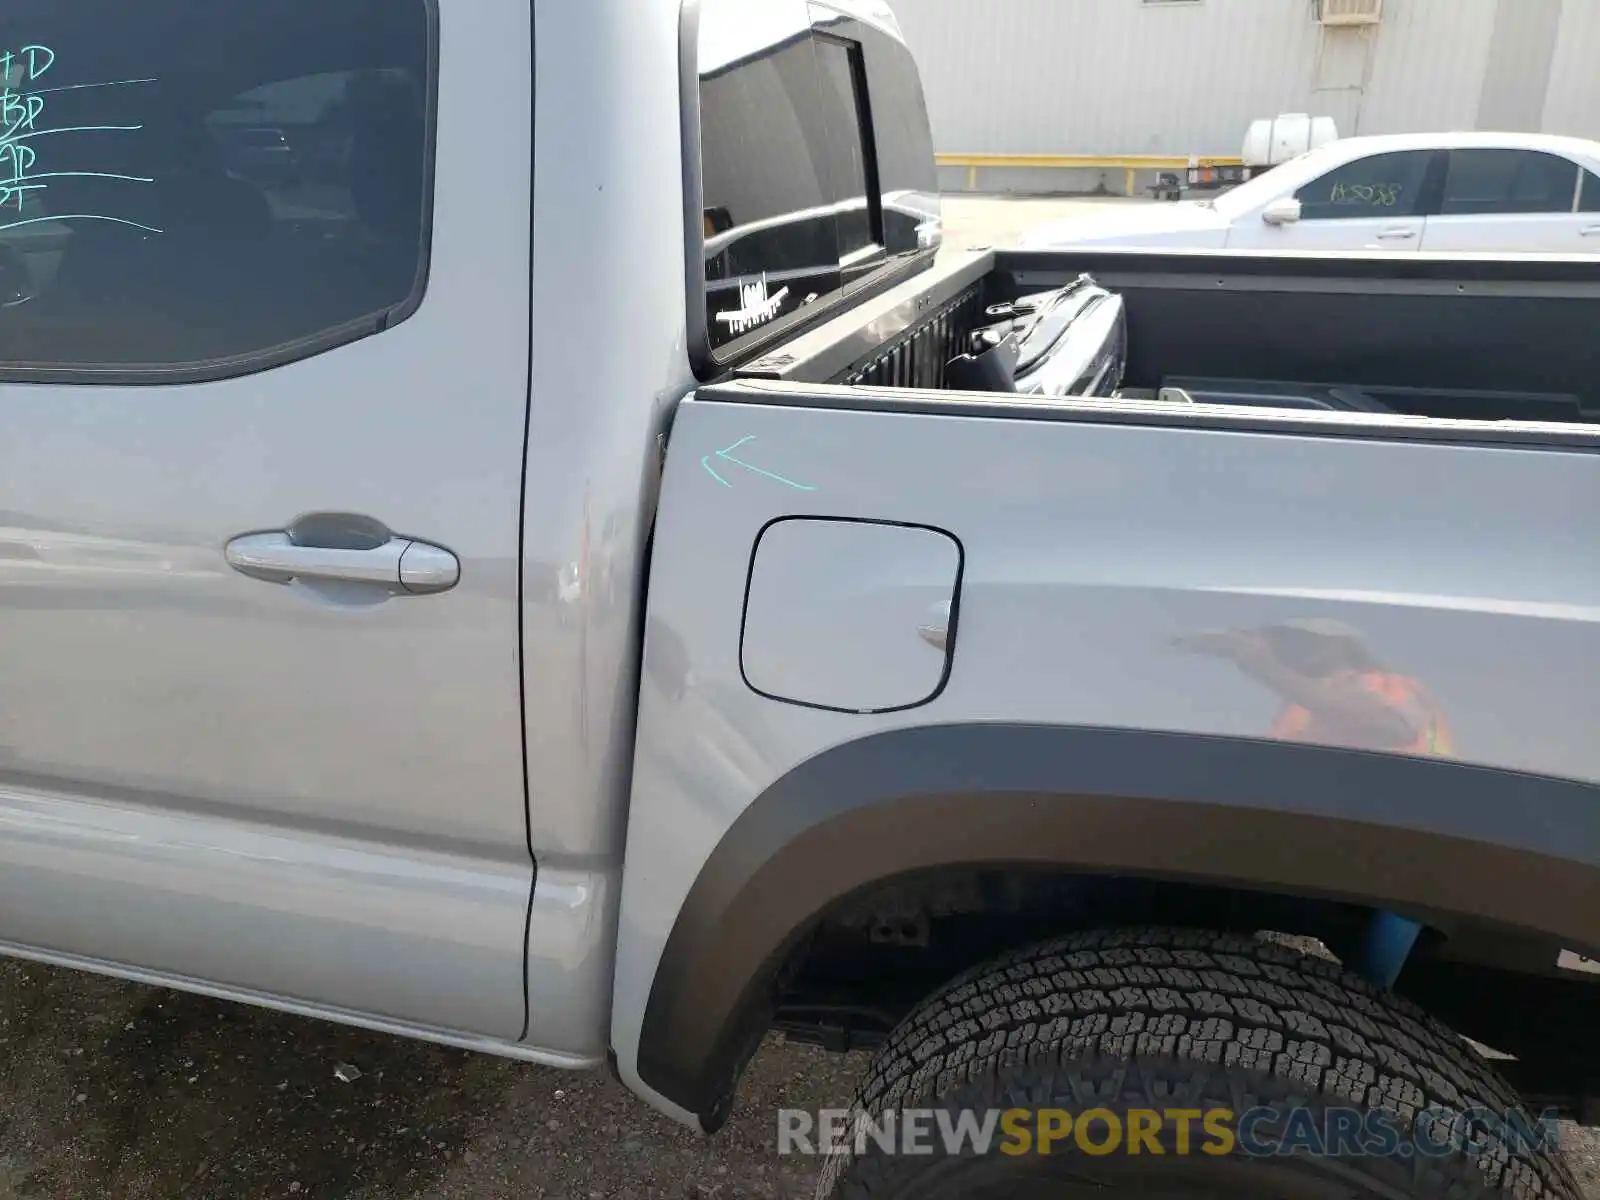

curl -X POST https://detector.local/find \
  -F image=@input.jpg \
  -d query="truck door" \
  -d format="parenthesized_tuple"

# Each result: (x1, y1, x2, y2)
(0, 0, 535, 1039)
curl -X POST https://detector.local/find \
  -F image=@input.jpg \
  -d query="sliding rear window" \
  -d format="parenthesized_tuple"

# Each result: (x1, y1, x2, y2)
(815, 6, 942, 277)
(693, 2, 941, 370)
(810, 36, 876, 263)
(700, 33, 851, 361)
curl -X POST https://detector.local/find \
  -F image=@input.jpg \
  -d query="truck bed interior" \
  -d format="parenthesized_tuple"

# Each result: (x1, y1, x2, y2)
(735, 246, 1600, 427)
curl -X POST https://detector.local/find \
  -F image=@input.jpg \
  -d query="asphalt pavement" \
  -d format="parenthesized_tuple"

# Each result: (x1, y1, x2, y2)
(0, 955, 1595, 1200)
(0, 956, 866, 1199)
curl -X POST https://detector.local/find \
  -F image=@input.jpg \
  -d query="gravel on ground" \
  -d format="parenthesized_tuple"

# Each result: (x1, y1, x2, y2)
(0, 957, 1595, 1199)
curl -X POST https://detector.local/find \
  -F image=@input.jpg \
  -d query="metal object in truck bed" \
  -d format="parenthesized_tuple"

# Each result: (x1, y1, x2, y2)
(944, 274, 1127, 398)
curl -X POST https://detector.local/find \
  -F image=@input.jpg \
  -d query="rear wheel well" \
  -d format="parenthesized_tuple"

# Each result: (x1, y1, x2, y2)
(770, 866, 1600, 1120)
(632, 726, 1600, 1130)
(772, 866, 1375, 1050)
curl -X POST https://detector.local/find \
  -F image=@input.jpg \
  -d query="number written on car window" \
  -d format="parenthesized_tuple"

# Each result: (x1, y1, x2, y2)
(1329, 181, 1405, 208)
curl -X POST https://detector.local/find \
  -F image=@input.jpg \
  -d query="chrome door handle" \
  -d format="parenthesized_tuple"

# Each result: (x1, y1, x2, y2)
(1375, 228, 1417, 240)
(226, 532, 460, 595)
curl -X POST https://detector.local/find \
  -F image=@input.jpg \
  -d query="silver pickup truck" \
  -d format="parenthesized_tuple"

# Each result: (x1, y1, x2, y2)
(0, 1, 1596, 1197)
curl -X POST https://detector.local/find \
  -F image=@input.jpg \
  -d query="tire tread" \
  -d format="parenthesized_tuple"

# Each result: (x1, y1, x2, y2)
(820, 928, 1578, 1200)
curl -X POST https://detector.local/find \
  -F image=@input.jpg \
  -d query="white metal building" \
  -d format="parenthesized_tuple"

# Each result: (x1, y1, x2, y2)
(890, 0, 1600, 193)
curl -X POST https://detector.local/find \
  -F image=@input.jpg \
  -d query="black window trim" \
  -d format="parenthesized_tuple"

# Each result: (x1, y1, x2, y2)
(0, 0, 441, 387)
(680, 0, 935, 380)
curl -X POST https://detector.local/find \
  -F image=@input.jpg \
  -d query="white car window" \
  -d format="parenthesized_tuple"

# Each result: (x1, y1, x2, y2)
(1293, 151, 1433, 220)
(1440, 149, 1578, 216)
(1582, 169, 1600, 213)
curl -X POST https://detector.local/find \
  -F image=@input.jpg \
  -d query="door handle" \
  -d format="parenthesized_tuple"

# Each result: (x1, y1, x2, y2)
(1582, 226, 1600, 237)
(1375, 228, 1417, 240)
(226, 530, 460, 595)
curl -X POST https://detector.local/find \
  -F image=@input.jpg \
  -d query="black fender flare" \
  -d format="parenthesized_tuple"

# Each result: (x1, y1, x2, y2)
(634, 723, 1600, 1129)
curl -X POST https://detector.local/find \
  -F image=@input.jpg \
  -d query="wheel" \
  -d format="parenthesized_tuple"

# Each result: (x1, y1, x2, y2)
(817, 928, 1579, 1200)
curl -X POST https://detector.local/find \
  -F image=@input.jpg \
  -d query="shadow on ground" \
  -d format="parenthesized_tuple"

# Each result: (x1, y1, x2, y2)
(0, 959, 859, 1200)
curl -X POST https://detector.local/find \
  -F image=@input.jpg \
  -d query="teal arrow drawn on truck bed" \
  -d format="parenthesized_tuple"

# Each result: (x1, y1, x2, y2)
(701, 436, 815, 491)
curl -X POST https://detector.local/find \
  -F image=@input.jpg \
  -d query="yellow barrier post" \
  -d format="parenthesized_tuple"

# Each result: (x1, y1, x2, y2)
(935, 153, 1245, 197)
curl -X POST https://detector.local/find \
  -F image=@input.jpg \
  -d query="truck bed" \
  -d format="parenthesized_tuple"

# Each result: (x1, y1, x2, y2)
(735, 245, 1600, 426)
(619, 246, 1600, 1122)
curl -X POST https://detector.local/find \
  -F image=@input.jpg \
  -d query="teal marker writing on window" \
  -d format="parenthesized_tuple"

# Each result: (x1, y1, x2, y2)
(0, 44, 55, 90)
(0, 44, 160, 232)
(1, 46, 54, 175)
(0, 45, 53, 213)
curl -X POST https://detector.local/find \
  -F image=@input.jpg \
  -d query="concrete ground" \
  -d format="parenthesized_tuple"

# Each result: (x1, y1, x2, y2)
(0, 194, 1594, 1199)
(937, 192, 1152, 250)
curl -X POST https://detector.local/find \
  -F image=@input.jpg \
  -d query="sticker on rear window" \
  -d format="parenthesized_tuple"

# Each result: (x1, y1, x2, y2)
(715, 273, 789, 335)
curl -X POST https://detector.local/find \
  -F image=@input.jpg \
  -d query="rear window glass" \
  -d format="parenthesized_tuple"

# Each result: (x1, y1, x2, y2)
(1441, 149, 1578, 216)
(0, 0, 432, 379)
(829, 11, 942, 268)
(811, 37, 874, 263)
(695, 3, 942, 365)
(699, 34, 847, 358)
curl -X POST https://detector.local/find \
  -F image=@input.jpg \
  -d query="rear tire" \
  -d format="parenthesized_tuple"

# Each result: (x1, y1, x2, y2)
(817, 928, 1578, 1200)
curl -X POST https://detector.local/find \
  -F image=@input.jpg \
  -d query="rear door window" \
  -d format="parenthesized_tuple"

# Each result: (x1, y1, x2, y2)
(0, 0, 432, 378)
(1294, 151, 1434, 220)
(1440, 149, 1579, 216)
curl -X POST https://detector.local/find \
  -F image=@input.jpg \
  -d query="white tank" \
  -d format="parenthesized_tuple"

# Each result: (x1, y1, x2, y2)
(1241, 114, 1339, 169)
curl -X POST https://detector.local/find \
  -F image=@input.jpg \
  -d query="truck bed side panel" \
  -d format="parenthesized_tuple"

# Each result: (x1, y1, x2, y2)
(614, 387, 1600, 1124)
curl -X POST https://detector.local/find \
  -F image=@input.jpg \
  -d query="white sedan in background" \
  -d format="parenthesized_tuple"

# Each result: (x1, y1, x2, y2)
(1020, 132, 1600, 254)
